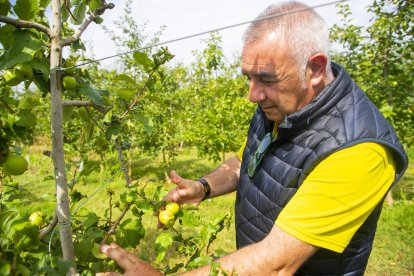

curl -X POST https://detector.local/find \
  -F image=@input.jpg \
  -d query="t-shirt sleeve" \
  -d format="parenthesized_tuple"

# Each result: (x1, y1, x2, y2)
(275, 142, 396, 253)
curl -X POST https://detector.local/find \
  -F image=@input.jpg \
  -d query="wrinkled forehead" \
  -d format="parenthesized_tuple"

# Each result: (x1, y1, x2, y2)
(242, 31, 287, 52)
(241, 32, 290, 64)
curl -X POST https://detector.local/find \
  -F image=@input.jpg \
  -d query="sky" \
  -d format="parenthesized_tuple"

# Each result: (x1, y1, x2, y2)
(80, 0, 374, 68)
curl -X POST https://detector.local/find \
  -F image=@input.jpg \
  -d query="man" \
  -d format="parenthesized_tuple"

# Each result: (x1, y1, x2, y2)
(98, 1, 408, 275)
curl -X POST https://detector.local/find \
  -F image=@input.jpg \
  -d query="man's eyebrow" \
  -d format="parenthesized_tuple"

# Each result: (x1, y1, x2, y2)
(241, 70, 276, 79)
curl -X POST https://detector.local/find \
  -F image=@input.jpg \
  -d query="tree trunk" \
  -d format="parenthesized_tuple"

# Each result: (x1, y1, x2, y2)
(50, 0, 76, 274)
(383, 45, 394, 206)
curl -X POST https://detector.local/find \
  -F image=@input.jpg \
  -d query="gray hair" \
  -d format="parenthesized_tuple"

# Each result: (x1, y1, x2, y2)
(243, 1, 332, 79)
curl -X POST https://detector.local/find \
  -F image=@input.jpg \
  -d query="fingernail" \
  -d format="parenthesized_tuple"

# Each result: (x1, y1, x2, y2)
(100, 244, 109, 254)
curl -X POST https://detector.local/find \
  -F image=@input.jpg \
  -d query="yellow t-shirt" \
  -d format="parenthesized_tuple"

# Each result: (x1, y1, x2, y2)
(238, 141, 396, 253)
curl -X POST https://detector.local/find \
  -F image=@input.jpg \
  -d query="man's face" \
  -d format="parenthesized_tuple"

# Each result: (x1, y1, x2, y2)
(241, 33, 313, 124)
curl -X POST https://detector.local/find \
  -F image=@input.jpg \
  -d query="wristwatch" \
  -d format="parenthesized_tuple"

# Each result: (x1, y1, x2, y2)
(198, 178, 211, 201)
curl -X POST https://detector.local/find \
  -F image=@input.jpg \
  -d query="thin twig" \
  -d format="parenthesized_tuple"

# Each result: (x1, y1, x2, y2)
(0, 15, 51, 36)
(120, 69, 156, 119)
(114, 137, 131, 187)
(184, 245, 201, 268)
(83, 105, 106, 133)
(101, 203, 130, 244)
(61, 3, 115, 46)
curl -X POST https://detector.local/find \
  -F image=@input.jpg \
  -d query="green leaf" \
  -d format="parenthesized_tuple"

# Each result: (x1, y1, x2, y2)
(71, 40, 86, 52)
(187, 256, 212, 269)
(70, 2, 87, 25)
(179, 209, 201, 227)
(13, 0, 38, 20)
(39, 0, 50, 8)
(0, 208, 19, 229)
(31, 56, 50, 81)
(74, 227, 103, 262)
(79, 160, 100, 177)
(79, 82, 104, 106)
(115, 218, 145, 248)
(0, 260, 11, 276)
(133, 114, 154, 133)
(0, 0, 11, 16)
(103, 109, 112, 123)
(116, 88, 136, 101)
(130, 206, 143, 217)
(42, 175, 54, 181)
(201, 224, 216, 244)
(56, 260, 73, 276)
(91, 242, 107, 260)
(105, 120, 121, 141)
(61, 3, 69, 22)
(15, 109, 37, 128)
(136, 200, 151, 212)
(155, 232, 174, 263)
(0, 25, 15, 50)
(0, 30, 43, 70)
(133, 51, 152, 70)
(83, 117, 95, 142)
(114, 74, 135, 84)
(82, 212, 99, 229)
(18, 95, 40, 109)
(63, 106, 74, 121)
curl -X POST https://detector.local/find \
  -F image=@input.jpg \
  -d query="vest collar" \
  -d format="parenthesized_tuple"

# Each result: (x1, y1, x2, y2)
(263, 62, 354, 132)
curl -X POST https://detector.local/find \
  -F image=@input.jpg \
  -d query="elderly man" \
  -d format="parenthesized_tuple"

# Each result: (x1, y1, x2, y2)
(98, 1, 408, 275)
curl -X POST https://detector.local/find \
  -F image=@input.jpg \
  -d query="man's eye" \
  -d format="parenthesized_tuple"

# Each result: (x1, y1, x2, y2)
(262, 79, 276, 84)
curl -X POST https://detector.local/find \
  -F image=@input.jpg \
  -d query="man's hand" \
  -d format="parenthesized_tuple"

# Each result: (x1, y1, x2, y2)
(163, 170, 205, 205)
(96, 243, 163, 276)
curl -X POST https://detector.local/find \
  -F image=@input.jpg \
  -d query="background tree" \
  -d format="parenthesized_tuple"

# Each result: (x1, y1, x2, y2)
(184, 33, 254, 162)
(330, 0, 414, 146)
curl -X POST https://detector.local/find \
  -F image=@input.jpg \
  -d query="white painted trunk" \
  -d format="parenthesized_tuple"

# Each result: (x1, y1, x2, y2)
(50, 0, 76, 274)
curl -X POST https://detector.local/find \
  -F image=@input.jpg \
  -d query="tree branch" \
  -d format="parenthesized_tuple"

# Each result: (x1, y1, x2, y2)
(61, 3, 115, 46)
(62, 100, 92, 107)
(62, 100, 112, 114)
(0, 15, 51, 36)
(40, 209, 58, 238)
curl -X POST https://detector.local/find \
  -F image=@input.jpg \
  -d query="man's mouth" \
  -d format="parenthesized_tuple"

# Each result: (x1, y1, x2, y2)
(260, 105, 273, 112)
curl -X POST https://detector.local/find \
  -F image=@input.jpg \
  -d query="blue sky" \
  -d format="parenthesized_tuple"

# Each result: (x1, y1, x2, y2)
(79, 0, 374, 67)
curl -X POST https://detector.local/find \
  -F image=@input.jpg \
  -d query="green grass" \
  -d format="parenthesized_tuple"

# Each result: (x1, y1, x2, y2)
(366, 201, 414, 275)
(5, 144, 414, 274)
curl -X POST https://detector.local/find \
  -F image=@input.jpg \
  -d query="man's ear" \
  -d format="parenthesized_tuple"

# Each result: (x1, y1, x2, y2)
(307, 53, 328, 87)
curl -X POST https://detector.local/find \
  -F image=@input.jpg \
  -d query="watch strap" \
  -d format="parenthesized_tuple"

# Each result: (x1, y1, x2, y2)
(198, 178, 211, 201)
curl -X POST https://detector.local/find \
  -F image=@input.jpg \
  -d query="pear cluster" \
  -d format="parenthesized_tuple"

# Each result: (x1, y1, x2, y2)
(158, 202, 180, 228)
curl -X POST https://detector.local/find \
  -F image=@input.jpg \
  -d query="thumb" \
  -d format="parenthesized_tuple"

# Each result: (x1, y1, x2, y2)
(169, 170, 182, 185)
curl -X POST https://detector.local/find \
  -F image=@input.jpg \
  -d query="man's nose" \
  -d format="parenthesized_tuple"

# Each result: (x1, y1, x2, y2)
(248, 80, 266, 103)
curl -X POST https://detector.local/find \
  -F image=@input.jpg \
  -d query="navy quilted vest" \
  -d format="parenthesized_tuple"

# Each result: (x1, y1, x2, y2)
(235, 63, 408, 275)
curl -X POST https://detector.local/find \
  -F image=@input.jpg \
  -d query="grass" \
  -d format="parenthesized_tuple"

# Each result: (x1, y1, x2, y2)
(4, 143, 414, 274)
(366, 201, 414, 275)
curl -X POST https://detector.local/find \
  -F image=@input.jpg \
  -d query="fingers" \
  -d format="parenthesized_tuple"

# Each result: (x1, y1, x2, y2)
(99, 243, 163, 276)
(165, 170, 203, 205)
(164, 187, 183, 203)
(100, 243, 138, 272)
